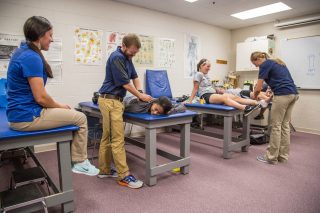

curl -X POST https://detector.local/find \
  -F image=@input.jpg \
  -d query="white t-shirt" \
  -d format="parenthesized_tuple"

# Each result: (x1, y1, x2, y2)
(193, 72, 216, 97)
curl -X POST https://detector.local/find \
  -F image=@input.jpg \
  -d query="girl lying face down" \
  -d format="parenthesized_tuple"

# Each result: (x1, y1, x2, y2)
(124, 96, 186, 115)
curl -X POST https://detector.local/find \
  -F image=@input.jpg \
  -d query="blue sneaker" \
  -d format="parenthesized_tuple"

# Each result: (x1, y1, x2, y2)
(72, 159, 100, 176)
(98, 168, 118, 178)
(118, 175, 143, 189)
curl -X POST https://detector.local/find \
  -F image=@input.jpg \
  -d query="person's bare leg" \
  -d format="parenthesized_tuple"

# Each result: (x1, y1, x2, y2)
(209, 94, 246, 110)
(225, 93, 258, 106)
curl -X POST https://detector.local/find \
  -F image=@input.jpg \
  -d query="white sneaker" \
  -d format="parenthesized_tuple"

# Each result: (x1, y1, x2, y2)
(72, 159, 100, 176)
(258, 100, 268, 108)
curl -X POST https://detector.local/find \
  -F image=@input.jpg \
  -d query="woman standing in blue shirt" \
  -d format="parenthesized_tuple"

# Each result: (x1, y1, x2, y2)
(6, 16, 99, 176)
(251, 51, 299, 164)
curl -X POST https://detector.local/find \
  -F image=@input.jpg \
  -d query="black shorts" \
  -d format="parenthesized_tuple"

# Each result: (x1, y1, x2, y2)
(240, 90, 251, 98)
(201, 93, 214, 104)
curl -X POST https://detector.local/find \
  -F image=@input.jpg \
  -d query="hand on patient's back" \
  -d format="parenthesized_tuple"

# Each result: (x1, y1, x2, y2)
(139, 93, 153, 102)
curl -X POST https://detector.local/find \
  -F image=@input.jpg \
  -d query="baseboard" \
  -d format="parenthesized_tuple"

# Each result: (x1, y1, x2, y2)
(34, 143, 56, 153)
(295, 127, 320, 135)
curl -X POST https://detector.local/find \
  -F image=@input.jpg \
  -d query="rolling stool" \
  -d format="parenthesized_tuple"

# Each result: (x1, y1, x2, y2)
(0, 184, 48, 213)
(10, 167, 50, 195)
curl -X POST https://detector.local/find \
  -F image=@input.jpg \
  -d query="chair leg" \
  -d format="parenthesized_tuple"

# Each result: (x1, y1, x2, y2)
(45, 180, 51, 195)
(290, 122, 296, 132)
(129, 124, 133, 137)
(23, 148, 28, 164)
(10, 176, 13, 190)
(42, 200, 48, 213)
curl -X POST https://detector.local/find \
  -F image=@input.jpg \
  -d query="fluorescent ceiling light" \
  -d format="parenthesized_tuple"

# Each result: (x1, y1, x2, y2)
(231, 2, 291, 20)
(185, 0, 198, 3)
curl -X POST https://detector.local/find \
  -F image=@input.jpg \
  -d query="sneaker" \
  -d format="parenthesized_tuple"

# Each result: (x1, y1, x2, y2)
(254, 114, 264, 120)
(118, 175, 143, 189)
(244, 104, 261, 116)
(72, 159, 100, 176)
(258, 100, 268, 108)
(98, 169, 118, 178)
(256, 155, 277, 165)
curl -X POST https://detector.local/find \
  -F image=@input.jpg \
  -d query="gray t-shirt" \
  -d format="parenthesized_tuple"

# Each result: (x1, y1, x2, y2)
(193, 72, 216, 97)
(124, 96, 153, 113)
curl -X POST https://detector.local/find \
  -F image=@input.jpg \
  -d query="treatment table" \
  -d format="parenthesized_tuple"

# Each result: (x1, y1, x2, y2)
(0, 109, 78, 213)
(78, 102, 197, 186)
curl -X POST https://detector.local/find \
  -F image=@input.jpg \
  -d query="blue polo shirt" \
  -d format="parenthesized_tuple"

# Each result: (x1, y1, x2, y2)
(258, 60, 298, 96)
(99, 46, 138, 98)
(6, 42, 47, 122)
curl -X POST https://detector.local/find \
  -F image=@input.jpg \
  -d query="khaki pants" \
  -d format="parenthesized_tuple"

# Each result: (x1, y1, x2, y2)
(98, 97, 129, 180)
(10, 108, 88, 162)
(266, 94, 299, 163)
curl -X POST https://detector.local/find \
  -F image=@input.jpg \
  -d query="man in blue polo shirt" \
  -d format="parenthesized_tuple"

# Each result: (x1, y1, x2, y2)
(97, 33, 152, 189)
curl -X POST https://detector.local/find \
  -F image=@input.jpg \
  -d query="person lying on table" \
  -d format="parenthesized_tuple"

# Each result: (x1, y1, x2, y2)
(124, 96, 186, 115)
(188, 58, 267, 116)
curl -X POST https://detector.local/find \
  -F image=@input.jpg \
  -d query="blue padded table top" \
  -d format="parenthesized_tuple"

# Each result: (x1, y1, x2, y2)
(79, 102, 197, 121)
(0, 109, 79, 140)
(184, 103, 236, 111)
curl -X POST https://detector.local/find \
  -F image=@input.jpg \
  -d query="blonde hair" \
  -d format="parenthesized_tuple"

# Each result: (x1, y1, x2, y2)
(250, 51, 286, 66)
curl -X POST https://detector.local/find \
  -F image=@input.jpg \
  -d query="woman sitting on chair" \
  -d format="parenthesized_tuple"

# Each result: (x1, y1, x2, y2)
(188, 58, 266, 116)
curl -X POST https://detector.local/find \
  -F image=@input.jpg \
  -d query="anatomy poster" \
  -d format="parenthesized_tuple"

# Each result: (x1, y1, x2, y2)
(158, 38, 175, 68)
(106, 31, 127, 58)
(133, 35, 154, 67)
(74, 27, 102, 65)
(184, 34, 201, 78)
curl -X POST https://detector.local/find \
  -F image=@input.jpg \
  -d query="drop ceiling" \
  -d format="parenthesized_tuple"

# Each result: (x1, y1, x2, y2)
(111, 0, 320, 29)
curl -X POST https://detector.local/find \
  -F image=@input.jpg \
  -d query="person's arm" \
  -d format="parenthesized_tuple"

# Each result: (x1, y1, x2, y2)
(257, 92, 271, 102)
(132, 77, 143, 92)
(253, 79, 264, 99)
(189, 81, 199, 103)
(28, 77, 70, 109)
(123, 83, 152, 102)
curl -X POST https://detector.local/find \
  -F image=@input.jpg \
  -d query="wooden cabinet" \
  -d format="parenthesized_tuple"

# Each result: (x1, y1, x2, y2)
(236, 39, 275, 71)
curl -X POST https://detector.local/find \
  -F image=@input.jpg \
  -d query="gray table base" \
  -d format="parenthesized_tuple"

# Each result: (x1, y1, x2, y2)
(185, 106, 250, 159)
(0, 131, 74, 213)
(79, 105, 192, 186)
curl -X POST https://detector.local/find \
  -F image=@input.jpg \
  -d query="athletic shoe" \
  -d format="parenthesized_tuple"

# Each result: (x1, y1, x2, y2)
(256, 155, 277, 165)
(72, 159, 100, 176)
(258, 100, 268, 108)
(98, 169, 118, 178)
(244, 104, 261, 116)
(118, 175, 143, 189)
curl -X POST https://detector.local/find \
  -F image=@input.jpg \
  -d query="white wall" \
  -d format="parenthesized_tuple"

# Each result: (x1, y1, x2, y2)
(0, 0, 231, 106)
(0, 0, 231, 137)
(231, 21, 320, 134)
